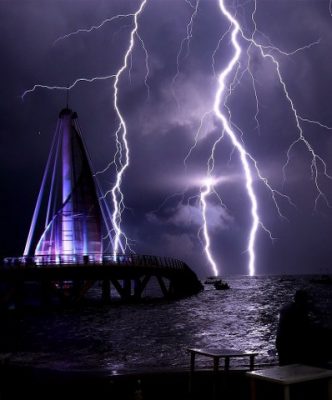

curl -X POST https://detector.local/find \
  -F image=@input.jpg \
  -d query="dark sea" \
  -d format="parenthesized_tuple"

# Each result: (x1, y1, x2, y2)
(1, 275, 331, 374)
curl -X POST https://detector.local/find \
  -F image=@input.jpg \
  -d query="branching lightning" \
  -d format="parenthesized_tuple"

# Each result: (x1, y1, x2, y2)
(72, 0, 149, 255)
(204, 0, 332, 276)
(20, 0, 332, 277)
(155, 0, 303, 277)
(21, 75, 116, 100)
(53, 13, 136, 45)
(22, 0, 149, 256)
(212, 0, 258, 276)
(107, 0, 148, 255)
(200, 178, 219, 277)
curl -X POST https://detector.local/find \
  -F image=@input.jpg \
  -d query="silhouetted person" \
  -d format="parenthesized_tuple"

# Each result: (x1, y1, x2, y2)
(276, 289, 314, 366)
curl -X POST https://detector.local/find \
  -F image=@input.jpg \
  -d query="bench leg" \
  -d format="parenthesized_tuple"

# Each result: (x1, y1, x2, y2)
(249, 355, 255, 371)
(212, 357, 219, 400)
(283, 385, 290, 400)
(188, 352, 195, 396)
(250, 379, 257, 400)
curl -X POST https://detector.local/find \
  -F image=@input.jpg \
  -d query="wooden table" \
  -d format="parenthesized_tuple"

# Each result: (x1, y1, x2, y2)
(246, 364, 332, 400)
(187, 347, 257, 399)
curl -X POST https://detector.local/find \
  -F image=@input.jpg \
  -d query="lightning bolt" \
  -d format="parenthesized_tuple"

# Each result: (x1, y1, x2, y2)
(20, 0, 332, 278)
(200, 178, 219, 277)
(21, 75, 116, 100)
(54, 0, 149, 254)
(213, 0, 259, 276)
(22, 0, 149, 256)
(204, 0, 332, 277)
(53, 13, 137, 45)
(108, 0, 148, 255)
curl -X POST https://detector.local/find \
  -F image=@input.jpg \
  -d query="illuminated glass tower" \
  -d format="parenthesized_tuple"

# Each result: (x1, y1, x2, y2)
(24, 108, 113, 263)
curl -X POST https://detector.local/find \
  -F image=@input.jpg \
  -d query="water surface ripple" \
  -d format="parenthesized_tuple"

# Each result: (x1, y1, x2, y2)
(1, 275, 331, 373)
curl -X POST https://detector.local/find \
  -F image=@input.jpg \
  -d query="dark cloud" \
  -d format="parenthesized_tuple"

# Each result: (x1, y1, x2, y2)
(1, 0, 332, 278)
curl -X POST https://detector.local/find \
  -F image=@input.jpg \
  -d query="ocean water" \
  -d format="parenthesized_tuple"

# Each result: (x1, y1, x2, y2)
(1, 275, 331, 373)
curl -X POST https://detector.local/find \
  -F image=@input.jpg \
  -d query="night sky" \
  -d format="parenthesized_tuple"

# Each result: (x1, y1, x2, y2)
(1, 0, 332, 278)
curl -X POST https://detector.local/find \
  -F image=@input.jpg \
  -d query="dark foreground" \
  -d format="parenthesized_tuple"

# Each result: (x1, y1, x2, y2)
(0, 364, 330, 400)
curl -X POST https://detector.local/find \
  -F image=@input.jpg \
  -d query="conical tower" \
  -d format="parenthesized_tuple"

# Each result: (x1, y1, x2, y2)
(24, 108, 113, 263)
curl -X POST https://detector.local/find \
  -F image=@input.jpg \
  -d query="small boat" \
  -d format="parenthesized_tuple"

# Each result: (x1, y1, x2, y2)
(214, 280, 230, 290)
(204, 276, 222, 285)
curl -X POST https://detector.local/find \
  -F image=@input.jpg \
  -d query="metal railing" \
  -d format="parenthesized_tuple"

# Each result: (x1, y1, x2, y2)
(2, 254, 187, 271)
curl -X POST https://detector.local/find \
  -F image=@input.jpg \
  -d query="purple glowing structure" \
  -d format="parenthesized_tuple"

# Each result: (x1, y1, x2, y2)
(23, 108, 114, 264)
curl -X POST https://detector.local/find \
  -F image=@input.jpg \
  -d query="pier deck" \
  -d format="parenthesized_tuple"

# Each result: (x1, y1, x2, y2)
(0, 254, 203, 306)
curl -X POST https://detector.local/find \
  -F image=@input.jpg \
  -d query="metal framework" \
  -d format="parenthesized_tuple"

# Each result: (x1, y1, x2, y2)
(23, 108, 117, 261)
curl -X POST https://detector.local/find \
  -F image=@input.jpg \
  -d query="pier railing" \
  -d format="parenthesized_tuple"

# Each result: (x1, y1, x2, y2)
(0, 253, 203, 304)
(2, 254, 187, 271)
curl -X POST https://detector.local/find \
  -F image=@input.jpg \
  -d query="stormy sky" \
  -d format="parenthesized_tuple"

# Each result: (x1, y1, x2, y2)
(1, 0, 332, 278)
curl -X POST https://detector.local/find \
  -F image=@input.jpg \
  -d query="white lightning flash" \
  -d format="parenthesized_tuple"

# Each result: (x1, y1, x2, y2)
(217, 5, 257, 276)
(110, 0, 148, 254)
(53, 13, 136, 45)
(209, 0, 332, 276)
(21, 75, 116, 100)
(200, 177, 219, 277)
(241, 3, 332, 211)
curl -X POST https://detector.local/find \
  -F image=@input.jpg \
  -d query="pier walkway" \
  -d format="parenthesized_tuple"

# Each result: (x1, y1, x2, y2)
(0, 254, 203, 306)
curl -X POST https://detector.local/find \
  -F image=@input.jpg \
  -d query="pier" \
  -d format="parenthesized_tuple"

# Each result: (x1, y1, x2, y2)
(0, 108, 203, 310)
(0, 254, 203, 307)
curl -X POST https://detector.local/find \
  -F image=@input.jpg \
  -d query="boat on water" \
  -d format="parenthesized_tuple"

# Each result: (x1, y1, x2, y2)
(204, 277, 230, 290)
(213, 280, 230, 290)
(204, 276, 222, 285)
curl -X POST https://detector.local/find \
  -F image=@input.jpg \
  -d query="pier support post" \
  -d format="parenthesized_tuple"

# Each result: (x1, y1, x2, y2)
(133, 278, 142, 300)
